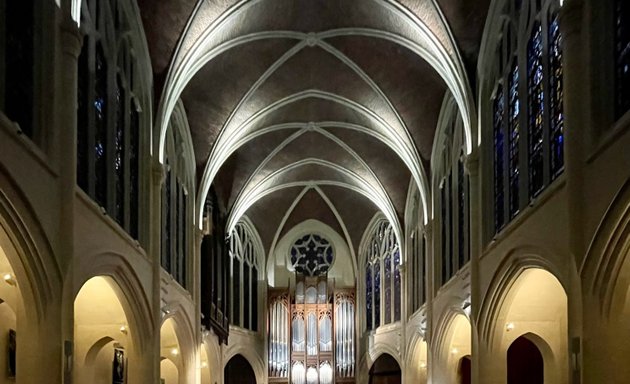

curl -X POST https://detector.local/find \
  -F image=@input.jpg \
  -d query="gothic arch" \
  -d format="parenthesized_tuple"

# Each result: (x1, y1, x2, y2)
(223, 350, 265, 384)
(582, 178, 630, 318)
(0, 162, 61, 322)
(478, 246, 568, 346)
(160, 303, 197, 374)
(74, 252, 154, 352)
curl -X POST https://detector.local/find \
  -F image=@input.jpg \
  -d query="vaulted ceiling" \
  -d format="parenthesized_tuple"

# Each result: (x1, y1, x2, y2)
(138, 0, 490, 257)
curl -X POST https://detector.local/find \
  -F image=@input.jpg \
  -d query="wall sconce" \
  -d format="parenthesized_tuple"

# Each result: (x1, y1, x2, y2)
(119, 325, 128, 335)
(505, 322, 515, 332)
(170, 348, 179, 356)
(3, 273, 15, 286)
(451, 348, 459, 355)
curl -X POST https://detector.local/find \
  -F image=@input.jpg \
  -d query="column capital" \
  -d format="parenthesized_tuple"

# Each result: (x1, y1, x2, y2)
(60, 16, 83, 58)
(153, 161, 167, 186)
(464, 150, 480, 177)
(423, 221, 434, 237)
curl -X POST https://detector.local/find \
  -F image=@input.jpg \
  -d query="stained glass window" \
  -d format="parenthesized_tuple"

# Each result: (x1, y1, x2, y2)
(229, 222, 260, 331)
(129, 103, 140, 239)
(549, 12, 564, 178)
(94, 43, 108, 208)
(252, 265, 258, 331)
(508, 61, 520, 218)
(364, 220, 399, 329)
(232, 257, 241, 324)
(493, 83, 506, 231)
(384, 254, 392, 325)
(77, 44, 90, 192)
(616, 0, 630, 117)
(114, 76, 125, 225)
(528, 22, 545, 198)
(291, 234, 334, 276)
(4, 0, 34, 138)
(244, 264, 251, 329)
(366, 264, 372, 331)
(76, 3, 143, 241)
(393, 250, 401, 322)
(374, 261, 381, 329)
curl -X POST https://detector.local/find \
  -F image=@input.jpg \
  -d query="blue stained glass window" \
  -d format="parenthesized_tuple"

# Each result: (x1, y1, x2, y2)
(244, 264, 250, 329)
(129, 103, 140, 239)
(528, 22, 545, 198)
(494, 84, 505, 232)
(252, 266, 258, 331)
(366, 264, 372, 331)
(508, 61, 520, 218)
(393, 250, 401, 322)
(549, 13, 564, 178)
(374, 262, 381, 329)
(77, 44, 89, 192)
(114, 77, 125, 225)
(384, 254, 392, 325)
(616, 0, 630, 116)
(94, 43, 108, 208)
(291, 234, 334, 276)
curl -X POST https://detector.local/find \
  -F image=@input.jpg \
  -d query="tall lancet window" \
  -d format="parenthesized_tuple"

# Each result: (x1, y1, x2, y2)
(528, 22, 545, 197)
(228, 221, 260, 331)
(76, 0, 144, 241)
(364, 220, 401, 331)
(489, 0, 564, 236)
(617, 0, 630, 116)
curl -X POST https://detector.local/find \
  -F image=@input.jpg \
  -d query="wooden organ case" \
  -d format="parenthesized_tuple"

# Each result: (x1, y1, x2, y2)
(268, 235, 355, 384)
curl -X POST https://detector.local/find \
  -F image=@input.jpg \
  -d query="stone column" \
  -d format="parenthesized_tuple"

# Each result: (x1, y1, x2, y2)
(560, 1, 587, 383)
(465, 150, 481, 384)
(398, 262, 407, 382)
(150, 161, 166, 384)
(55, 12, 82, 384)
(423, 221, 435, 383)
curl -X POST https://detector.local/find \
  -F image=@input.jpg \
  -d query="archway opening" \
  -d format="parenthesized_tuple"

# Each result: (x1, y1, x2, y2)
(409, 338, 428, 383)
(200, 344, 211, 383)
(496, 268, 567, 383)
(225, 354, 256, 384)
(369, 353, 401, 384)
(507, 336, 543, 384)
(74, 276, 134, 384)
(458, 356, 471, 384)
(0, 242, 20, 383)
(441, 314, 472, 383)
(160, 318, 182, 384)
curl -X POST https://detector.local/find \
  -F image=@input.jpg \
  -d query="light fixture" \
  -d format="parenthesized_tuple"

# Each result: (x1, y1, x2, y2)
(119, 326, 128, 334)
(451, 348, 459, 355)
(506, 322, 515, 332)
(201, 362, 208, 369)
(3, 273, 15, 286)
(420, 362, 427, 369)
(170, 348, 179, 356)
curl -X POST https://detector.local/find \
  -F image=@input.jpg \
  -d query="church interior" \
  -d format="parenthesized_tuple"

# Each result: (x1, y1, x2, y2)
(0, 0, 629, 383)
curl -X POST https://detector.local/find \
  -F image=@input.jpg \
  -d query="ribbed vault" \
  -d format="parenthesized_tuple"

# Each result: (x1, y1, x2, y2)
(141, 0, 491, 262)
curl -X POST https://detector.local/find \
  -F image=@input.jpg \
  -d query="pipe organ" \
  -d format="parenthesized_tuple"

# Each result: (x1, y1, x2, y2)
(268, 235, 356, 383)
